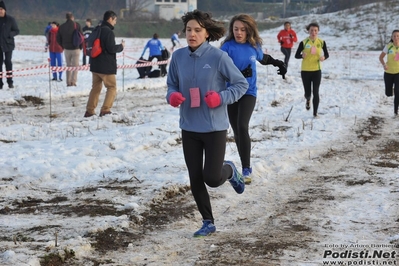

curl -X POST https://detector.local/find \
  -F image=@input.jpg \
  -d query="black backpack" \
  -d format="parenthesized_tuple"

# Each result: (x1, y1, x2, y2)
(72, 23, 84, 47)
(161, 49, 170, 60)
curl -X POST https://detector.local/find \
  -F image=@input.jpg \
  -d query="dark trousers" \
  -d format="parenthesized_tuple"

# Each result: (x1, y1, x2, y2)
(82, 52, 88, 65)
(227, 95, 256, 169)
(0, 48, 13, 86)
(384, 72, 399, 113)
(149, 55, 167, 76)
(182, 129, 232, 223)
(171, 39, 177, 50)
(301, 70, 322, 116)
(280, 47, 291, 67)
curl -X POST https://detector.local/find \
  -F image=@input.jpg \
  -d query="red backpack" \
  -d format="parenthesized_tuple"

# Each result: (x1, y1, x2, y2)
(86, 26, 102, 58)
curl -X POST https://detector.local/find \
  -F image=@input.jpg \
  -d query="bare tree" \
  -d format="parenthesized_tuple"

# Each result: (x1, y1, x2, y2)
(283, 0, 290, 18)
(124, 0, 153, 20)
(377, 0, 397, 49)
(324, 0, 386, 12)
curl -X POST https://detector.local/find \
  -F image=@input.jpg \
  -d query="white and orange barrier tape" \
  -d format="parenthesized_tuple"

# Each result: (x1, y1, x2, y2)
(0, 58, 169, 77)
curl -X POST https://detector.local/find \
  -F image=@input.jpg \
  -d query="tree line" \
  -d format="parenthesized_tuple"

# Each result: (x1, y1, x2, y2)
(7, 0, 389, 20)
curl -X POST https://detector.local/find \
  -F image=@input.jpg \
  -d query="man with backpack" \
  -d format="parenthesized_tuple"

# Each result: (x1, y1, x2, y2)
(84, 10, 124, 118)
(56, 12, 83, 86)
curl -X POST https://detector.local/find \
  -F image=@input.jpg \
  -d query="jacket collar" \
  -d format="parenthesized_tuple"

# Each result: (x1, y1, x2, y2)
(188, 41, 210, 58)
(102, 21, 114, 30)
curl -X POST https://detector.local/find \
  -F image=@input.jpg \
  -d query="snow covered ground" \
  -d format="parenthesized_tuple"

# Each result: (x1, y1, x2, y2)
(0, 2, 398, 265)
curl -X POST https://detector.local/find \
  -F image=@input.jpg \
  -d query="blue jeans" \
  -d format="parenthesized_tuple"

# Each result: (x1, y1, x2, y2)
(50, 52, 63, 79)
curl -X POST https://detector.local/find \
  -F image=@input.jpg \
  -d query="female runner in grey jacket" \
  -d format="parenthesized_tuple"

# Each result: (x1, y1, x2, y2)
(166, 10, 249, 237)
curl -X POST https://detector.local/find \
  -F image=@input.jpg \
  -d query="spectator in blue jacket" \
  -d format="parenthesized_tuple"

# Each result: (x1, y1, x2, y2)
(44, 22, 51, 52)
(141, 33, 167, 76)
(166, 10, 248, 238)
(0, 0, 19, 89)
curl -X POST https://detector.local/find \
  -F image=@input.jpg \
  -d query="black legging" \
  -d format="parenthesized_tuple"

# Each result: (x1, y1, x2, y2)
(280, 47, 292, 67)
(227, 95, 256, 169)
(182, 129, 233, 223)
(384, 72, 399, 113)
(301, 70, 322, 116)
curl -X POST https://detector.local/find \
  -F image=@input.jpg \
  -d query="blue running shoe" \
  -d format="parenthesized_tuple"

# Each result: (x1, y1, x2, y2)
(224, 161, 245, 194)
(193, 220, 216, 237)
(242, 167, 252, 185)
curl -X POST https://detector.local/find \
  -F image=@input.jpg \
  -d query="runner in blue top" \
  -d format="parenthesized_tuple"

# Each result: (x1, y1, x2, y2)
(221, 14, 286, 184)
(141, 33, 167, 76)
(166, 9, 249, 238)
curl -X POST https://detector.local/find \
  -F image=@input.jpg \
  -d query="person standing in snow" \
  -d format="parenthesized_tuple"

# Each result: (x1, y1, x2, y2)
(84, 10, 124, 118)
(47, 21, 63, 81)
(82, 18, 94, 65)
(0, 0, 19, 89)
(166, 9, 248, 237)
(379, 29, 399, 116)
(141, 33, 167, 77)
(277, 21, 297, 68)
(295, 22, 329, 117)
(220, 14, 286, 184)
(44, 22, 51, 52)
(56, 12, 83, 87)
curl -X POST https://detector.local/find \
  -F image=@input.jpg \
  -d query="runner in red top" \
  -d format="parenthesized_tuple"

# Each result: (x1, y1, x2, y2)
(277, 21, 298, 68)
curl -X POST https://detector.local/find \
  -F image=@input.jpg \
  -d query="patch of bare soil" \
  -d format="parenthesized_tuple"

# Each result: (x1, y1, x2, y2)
(85, 228, 140, 252)
(0, 175, 196, 265)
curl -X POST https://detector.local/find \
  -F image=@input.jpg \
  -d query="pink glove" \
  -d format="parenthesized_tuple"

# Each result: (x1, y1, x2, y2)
(204, 91, 221, 108)
(169, 92, 186, 107)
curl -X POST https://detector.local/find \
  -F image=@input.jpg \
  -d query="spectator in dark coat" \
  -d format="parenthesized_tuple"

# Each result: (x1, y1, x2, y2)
(82, 18, 94, 65)
(56, 12, 82, 86)
(0, 1, 19, 89)
(84, 10, 124, 118)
